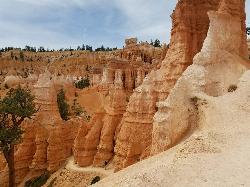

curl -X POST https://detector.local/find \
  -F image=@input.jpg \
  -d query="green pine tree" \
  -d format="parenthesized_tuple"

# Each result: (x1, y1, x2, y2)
(0, 87, 37, 187)
(57, 89, 69, 121)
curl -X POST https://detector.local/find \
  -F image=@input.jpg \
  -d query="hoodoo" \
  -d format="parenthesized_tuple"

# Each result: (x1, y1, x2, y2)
(0, 0, 249, 186)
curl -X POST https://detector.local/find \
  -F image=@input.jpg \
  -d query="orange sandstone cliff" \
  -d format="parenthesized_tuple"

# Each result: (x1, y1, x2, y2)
(112, 0, 222, 170)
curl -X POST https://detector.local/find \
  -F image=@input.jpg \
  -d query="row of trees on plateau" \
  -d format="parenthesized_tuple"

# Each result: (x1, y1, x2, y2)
(0, 38, 166, 54)
(149, 39, 161, 47)
(0, 44, 117, 53)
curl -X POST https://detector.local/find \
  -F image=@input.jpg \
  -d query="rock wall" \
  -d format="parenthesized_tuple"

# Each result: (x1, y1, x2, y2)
(93, 1, 250, 186)
(0, 72, 82, 186)
(73, 40, 164, 168)
(112, 0, 221, 170)
(0, 39, 165, 84)
(218, 0, 248, 59)
(151, 0, 249, 155)
(0, 37, 163, 184)
(74, 70, 127, 167)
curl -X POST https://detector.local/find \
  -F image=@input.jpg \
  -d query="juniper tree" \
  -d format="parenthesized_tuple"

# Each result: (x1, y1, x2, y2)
(247, 27, 250, 35)
(0, 87, 37, 187)
(153, 39, 161, 47)
(57, 89, 69, 121)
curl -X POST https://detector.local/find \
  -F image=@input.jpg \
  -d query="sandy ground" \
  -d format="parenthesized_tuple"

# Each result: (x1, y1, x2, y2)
(43, 157, 113, 187)
(93, 72, 250, 187)
(66, 157, 114, 175)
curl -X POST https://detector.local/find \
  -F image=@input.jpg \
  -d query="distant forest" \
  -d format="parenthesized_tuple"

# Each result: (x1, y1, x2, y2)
(0, 39, 162, 53)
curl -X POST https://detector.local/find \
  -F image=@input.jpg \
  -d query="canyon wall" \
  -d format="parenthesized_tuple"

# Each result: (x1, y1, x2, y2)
(1, 0, 249, 185)
(73, 39, 166, 168)
(112, 0, 222, 170)
(0, 40, 165, 82)
(0, 38, 165, 185)
(0, 72, 82, 186)
(94, 1, 250, 186)
(74, 60, 152, 168)
(151, 0, 249, 155)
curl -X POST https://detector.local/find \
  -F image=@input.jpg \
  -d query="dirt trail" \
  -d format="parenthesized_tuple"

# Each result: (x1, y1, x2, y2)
(66, 157, 114, 175)
(43, 157, 113, 187)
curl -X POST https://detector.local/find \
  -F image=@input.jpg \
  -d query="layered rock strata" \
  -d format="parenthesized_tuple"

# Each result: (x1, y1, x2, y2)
(0, 39, 165, 85)
(0, 72, 81, 186)
(73, 40, 163, 167)
(151, 0, 249, 155)
(74, 69, 127, 167)
(112, 0, 221, 170)
(94, 1, 250, 186)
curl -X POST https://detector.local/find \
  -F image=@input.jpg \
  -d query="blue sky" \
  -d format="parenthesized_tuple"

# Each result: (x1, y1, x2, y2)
(0, 0, 249, 49)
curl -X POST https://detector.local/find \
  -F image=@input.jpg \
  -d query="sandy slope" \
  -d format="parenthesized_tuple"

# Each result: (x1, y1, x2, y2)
(66, 157, 114, 175)
(43, 157, 113, 187)
(93, 71, 250, 187)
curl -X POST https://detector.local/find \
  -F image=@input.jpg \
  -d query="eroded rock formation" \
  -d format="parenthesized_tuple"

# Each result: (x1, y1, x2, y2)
(112, 0, 222, 170)
(0, 37, 164, 185)
(94, 1, 250, 186)
(0, 72, 82, 186)
(73, 40, 165, 168)
(152, 2, 249, 154)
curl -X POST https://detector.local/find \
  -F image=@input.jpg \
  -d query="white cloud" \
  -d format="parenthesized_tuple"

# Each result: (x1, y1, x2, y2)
(112, 0, 176, 43)
(0, 0, 177, 48)
(0, 0, 249, 49)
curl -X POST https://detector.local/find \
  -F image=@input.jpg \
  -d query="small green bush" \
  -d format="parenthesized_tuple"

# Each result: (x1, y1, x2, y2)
(57, 89, 70, 121)
(86, 115, 91, 122)
(24, 172, 50, 187)
(75, 77, 90, 89)
(190, 96, 199, 104)
(90, 176, 101, 185)
(71, 100, 83, 116)
(4, 83, 9, 89)
(228, 85, 237, 92)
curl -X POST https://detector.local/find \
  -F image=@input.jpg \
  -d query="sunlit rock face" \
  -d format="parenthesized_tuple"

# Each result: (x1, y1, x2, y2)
(218, 0, 248, 59)
(0, 71, 82, 186)
(73, 40, 166, 168)
(93, 1, 250, 185)
(0, 37, 165, 185)
(152, 0, 249, 156)
(112, 0, 223, 170)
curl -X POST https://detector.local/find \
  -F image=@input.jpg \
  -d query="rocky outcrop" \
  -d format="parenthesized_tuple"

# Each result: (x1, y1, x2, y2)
(151, 0, 249, 155)
(93, 70, 127, 167)
(28, 72, 80, 173)
(74, 112, 105, 167)
(73, 39, 164, 168)
(112, 0, 222, 170)
(0, 39, 165, 86)
(74, 69, 127, 167)
(218, 0, 248, 59)
(94, 1, 250, 186)
(3, 75, 24, 87)
(0, 71, 82, 186)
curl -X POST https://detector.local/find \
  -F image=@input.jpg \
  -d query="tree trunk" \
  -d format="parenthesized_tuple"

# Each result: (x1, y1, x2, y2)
(3, 144, 15, 187)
